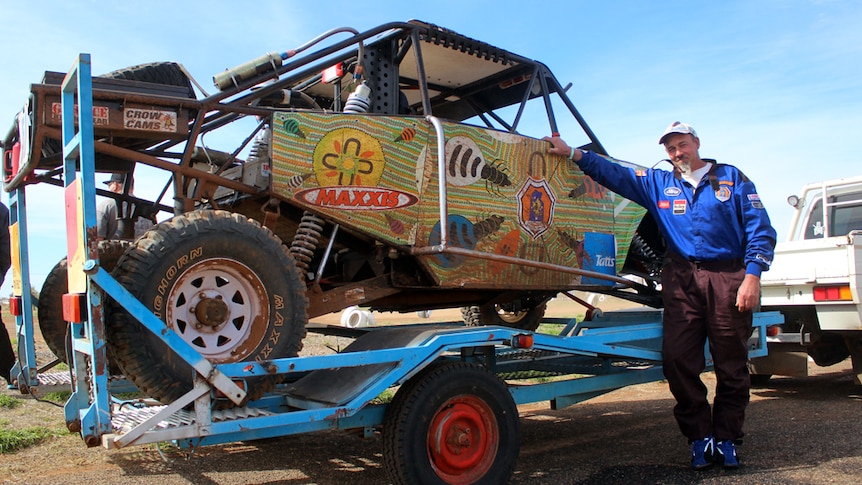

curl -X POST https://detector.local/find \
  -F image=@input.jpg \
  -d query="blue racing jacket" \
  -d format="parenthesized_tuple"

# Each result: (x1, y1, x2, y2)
(576, 151, 776, 277)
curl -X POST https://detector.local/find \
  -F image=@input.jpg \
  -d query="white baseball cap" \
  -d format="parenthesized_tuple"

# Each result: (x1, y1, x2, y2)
(659, 121, 698, 144)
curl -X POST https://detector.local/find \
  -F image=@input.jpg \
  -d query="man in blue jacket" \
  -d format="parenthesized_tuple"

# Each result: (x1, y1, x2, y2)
(546, 122, 776, 470)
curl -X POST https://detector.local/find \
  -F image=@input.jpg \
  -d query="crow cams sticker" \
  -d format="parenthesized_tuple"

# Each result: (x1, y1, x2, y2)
(123, 108, 178, 132)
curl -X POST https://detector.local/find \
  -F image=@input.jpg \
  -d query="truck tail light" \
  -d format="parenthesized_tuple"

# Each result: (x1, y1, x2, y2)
(511, 333, 534, 348)
(812, 285, 853, 302)
(9, 296, 23, 316)
(62, 293, 87, 323)
(766, 325, 781, 337)
(3, 142, 20, 182)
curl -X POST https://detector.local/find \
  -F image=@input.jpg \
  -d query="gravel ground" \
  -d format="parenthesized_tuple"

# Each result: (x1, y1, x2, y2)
(3, 303, 862, 484)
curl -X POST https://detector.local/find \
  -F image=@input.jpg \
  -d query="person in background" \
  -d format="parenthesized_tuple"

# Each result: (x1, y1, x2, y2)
(545, 122, 776, 470)
(96, 173, 155, 240)
(1, 201, 15, 388)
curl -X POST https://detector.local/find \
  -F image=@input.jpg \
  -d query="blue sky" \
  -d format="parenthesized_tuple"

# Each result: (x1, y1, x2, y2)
(1, 0, 860, 296)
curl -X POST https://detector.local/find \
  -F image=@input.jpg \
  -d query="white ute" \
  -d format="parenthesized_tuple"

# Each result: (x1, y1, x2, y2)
(754, 176, 862, 385)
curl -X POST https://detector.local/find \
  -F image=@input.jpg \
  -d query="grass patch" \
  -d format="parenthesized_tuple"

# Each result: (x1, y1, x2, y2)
(41, 391, 71, 404)
(0, 394, 21, 409)
(536, 323, 567, 335)
(370, 388, 395, 404)
(0, 425, 57, 453)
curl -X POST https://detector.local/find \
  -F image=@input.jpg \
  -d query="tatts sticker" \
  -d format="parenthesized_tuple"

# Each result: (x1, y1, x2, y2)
(673, 199, 687, 215)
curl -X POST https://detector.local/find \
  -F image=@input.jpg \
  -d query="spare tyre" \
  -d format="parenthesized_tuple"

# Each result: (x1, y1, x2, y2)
(107, 210, 308, 406)
(37, 240, 132, 372)
(101, 61, 195, 98)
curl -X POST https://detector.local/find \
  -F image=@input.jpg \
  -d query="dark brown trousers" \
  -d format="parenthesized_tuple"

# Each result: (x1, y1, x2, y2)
(661, 254, 753, 442)
(1, 315, 14, 384)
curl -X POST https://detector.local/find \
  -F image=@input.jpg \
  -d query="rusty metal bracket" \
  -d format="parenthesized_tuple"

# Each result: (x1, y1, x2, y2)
(261, 197, 281, 230)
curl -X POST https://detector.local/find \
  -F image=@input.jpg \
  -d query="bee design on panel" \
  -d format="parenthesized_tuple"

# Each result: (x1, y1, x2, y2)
(288, 172, 314, 189)
(569, 176, 607, 200)
(444, 136, 511, 194)
(282, 118, 306, 139)
(558, 228, 588, 268)
(472, 214, 504, 242)
(394, 126, 416, 143)
(385, 213, 406, 235)
(428, 214, 505, 268)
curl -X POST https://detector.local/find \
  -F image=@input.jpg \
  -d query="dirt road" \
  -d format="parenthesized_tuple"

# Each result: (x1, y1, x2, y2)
(3, 359, 860, 484)
(3, 299, 861, 484)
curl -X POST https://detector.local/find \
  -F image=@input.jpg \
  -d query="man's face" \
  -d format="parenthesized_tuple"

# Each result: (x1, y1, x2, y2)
(662, 133, 701, 173)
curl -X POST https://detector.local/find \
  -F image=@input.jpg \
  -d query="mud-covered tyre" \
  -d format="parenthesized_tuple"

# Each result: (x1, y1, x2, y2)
(37, 240, 132, 369)
(107, 210, 307, 406)
(461, 300, 548, 331)
(383, 361, 520, 484)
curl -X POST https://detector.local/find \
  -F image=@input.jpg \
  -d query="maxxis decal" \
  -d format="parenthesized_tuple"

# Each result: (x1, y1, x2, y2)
(295, 186, 419, 210)
(153, 246, 203, 318)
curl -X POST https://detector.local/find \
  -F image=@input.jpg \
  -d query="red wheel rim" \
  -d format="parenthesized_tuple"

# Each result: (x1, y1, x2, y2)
(427, 395, 499, 484)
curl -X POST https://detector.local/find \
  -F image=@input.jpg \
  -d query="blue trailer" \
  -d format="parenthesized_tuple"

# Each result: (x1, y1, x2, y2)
(2, 51, 779, 484)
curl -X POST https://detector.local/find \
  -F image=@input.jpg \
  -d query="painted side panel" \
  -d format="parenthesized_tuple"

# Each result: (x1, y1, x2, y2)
(271, 112, 646, 289)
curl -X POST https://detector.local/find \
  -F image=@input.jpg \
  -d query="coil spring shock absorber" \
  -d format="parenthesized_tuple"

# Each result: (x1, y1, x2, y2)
(248, 129, 270, 166)
(290, 211, 325, 280)
(343, 82, 372, 113)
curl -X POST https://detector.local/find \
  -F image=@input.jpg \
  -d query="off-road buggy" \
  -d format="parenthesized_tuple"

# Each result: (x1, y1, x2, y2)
(3, 20, 664, 404)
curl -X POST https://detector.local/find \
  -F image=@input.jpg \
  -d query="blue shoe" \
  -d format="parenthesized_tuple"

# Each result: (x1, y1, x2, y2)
(715, 440, 739, 468)
(690, 435, 714, 470)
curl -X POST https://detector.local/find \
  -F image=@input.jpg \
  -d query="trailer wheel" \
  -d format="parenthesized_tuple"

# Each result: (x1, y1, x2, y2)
(107, 210, 307, 405)
(383, 361, 519, 485)
(37, 240, 132, 369)
(461, 300, 548, 331)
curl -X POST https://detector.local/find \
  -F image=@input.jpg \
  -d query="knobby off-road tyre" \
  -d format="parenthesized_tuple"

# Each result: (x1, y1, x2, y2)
(42, 62, 195, 159)
(461, 300, 548, 332)
(37, 240, 132, 370)
(101, 61, 195, 98)
(383, 361, 520, 485)
(107, 210, 308, 406)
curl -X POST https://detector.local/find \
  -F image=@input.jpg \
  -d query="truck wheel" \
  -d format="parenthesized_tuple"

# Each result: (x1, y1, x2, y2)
(383, 361, 519, 485)
(808, 332, 850, 367)
(749, 374, 773, 386)
(37, 240, 132, 370)
(107, 210, 308, 406)
(461, 300, 548, 331)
